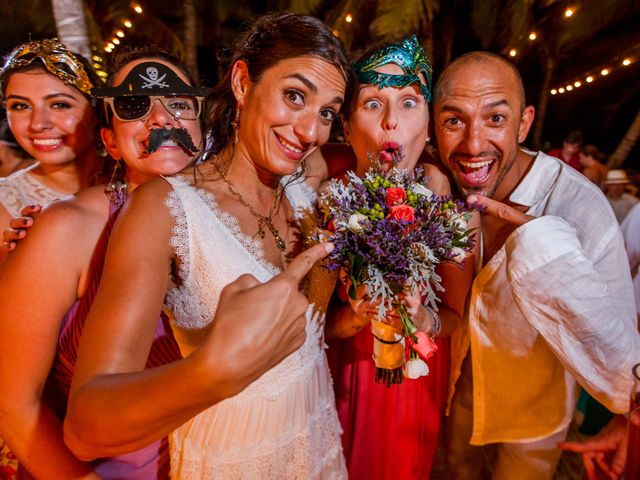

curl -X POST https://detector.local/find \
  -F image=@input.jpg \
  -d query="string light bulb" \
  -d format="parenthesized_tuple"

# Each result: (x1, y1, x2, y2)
(107, 42, 115, 49)
(566, 85, 573, 91)
(112, 38, 120, 45)
(509, 48, 517, 57)
(529, 32, 537, 41)
(116, 30, 125, 38)
(586, 76, 594, 83)
(92, 55, 102, 62)
(345, 13, 353, 23)
(623, 58, 631, 66)
(132, 3, 143, 14)
(601, 68, 609, 76)
(564, 8, 574, 18)
(123, 19, 132, 28)
(574, 81, 581, 88)
(551, 89, 557, 95)
(558, 87, 565, 93)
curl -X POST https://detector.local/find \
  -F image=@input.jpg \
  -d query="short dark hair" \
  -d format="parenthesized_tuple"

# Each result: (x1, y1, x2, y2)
(207, 12, 354, 154)
(564, 130, 583, 145)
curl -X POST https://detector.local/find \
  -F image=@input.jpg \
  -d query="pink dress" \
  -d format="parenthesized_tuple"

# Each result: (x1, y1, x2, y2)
(327, 325, 450, 479)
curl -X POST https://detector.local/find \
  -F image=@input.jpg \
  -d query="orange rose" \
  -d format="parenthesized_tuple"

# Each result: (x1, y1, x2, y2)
(388, 204, 415, 222)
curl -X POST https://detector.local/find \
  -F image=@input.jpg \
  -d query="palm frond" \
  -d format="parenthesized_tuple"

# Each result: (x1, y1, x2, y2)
(288, 0, 326, 15)
(495, 0, 534, 52)
(469, 0, 499, 49)
(372, 0, 438, 41)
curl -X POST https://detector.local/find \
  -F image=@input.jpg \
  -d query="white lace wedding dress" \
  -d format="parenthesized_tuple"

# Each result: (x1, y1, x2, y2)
(163, 174, 347, 479)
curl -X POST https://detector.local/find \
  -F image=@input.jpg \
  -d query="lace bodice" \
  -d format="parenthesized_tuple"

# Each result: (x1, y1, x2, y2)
(162, 173, 346, 479)
(164, 173, 317, 337)
(0, 164, 65, 217)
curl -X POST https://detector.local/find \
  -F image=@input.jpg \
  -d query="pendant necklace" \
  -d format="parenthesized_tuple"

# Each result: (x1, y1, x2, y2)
(211, 159, 287, 252)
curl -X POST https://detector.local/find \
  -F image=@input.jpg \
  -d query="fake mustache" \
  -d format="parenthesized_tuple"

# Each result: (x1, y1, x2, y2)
(144, 128, 198, 154)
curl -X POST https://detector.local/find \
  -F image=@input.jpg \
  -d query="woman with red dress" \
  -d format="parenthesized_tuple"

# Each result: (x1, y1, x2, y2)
(324, 37, 475, 479)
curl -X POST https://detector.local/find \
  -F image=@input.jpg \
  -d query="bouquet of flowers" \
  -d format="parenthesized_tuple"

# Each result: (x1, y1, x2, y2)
(319, 159, 476, 385)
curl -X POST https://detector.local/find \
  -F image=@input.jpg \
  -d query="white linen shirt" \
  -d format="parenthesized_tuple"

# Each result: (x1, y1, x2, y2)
(621, 203, 640, 317)
(448, 150, 640, 445)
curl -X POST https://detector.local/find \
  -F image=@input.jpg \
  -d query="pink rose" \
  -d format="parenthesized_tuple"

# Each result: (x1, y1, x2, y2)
(409, 331, 438, 361)
(388, 204, 415, 223)
(386, 187, 407, 206)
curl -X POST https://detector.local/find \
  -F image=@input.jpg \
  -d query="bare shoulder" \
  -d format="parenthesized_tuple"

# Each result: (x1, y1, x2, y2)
(50, 185, 110, 220)
(111, 177, 177, 245)
(122, 177, 174, 214)
(417, 161, 452, 196)
(0, 190, 105, 280)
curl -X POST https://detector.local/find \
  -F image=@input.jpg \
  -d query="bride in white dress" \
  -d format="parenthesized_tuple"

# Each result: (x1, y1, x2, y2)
(65, 13, 352, 479)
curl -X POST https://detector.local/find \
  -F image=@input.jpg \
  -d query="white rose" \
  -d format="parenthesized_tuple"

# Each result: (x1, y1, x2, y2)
(413, 184, 433, 199)
(347, 213, 368, 233)
(451, 246, 467, 263)
(404, 358, 429, 379)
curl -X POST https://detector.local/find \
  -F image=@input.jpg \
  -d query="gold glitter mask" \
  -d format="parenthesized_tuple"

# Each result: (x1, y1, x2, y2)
(1, 38, 94, 97)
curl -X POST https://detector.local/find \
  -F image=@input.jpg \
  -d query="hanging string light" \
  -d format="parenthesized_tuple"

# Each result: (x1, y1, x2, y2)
(549, 49, 636, 95)
(103, 8, 141, 54)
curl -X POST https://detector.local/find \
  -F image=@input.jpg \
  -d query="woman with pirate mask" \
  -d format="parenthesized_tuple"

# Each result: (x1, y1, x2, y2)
(0, 49, 208, 478)
(0, 39, 103, 263)
(65, 13, 352, 479)
(322, 38, 475, 479)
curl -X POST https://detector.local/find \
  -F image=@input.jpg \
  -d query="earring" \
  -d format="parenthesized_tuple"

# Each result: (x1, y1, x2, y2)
(105, 159, 129, 205)
(231, 106, 241, 144)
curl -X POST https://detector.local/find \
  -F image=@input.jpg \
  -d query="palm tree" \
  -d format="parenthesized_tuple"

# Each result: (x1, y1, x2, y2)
(50, 0, 91, 58)
(608, 107, 640, 168)
(183, 0, 198, 76)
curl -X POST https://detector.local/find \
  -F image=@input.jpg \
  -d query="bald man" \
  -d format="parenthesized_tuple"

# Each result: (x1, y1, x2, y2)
(432, 52, 639, 479)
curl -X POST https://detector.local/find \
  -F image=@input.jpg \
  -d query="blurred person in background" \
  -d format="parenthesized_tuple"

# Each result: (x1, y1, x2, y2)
(548, 130, 583, 172)
(579, 144, 608, 187)
(604, 169, 638, 224)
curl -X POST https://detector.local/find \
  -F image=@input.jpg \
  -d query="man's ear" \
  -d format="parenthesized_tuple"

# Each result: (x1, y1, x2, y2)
(100, 127, 120, 160)
(518, 105, 535, 144)
(230, 60, 251, 105)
